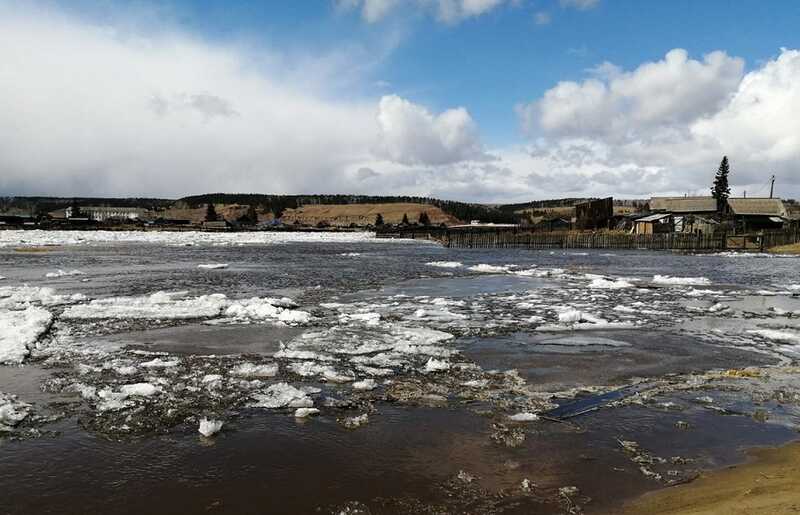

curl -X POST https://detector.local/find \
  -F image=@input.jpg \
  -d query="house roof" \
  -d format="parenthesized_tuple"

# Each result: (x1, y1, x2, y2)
(727, 198, 787, 217)
(648, 197, 717, 213)
(636, 213, 672, 222)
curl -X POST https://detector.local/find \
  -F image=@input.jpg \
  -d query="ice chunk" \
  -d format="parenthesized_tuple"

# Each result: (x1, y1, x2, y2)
(231, 363, 278, 378)
(424, 358, 450, 373)
(251, 383, 313, 409)
(198, 417, 224, 437)
(426, 261, 463, 268)
(558, 309, 584, 324)
(652, 275, 711, 286)
(44, 269, 85, 278)
(294, 407, 320, 418)
(63, 292, 228, 320)
(341, 413, 369, 429)
(198, 264, 229, 270)
(0, 393, 30, 431)
(119, 383, 160, 397)
(352, 379, 377, 391)
(508, 412, 539, 422)
(140, 358, 180, 368)
(588, 278, 634, 289)
(0, 306, 52, 364)
(469, 264, 512, 274)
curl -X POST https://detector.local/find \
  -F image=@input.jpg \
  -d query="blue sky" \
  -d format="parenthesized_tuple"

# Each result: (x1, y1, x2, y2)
(1, 0, 799, 200)
(62, 0, 799, 145)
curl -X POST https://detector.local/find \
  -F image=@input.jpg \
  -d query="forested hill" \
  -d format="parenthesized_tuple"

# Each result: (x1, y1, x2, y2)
(0, 196, 174, 215)
(179, 194, 520, 224)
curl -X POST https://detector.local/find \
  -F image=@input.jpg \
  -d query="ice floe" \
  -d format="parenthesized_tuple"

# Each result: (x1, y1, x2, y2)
(251, 383, 314, 409)
(652, 275, 711, 286)
(0, 229, 388, 247)
(44, 269, 85, 278)
(197, 264, 228, 270)
(0, 392, 30, 431)
(426, 261, 463, 268)
(231, 363, 279, 378)
(0, 306, 52, 364)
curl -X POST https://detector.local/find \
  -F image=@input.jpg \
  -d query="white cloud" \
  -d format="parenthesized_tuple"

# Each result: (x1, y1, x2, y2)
(375, 95, 489, 165)
(520, 49, 745, 141)
(515, 48, 800, 199)
(0, 4, 489, 198)
(337, 0, 507, 24)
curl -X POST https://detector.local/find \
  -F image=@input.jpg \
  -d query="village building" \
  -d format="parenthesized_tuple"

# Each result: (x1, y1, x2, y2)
(57, 206, 149, 222)
(727, 198, 789, 232)
(575, 197, 613, 230)
(633, 213, 674, 235)
(647, 196, 719, 216)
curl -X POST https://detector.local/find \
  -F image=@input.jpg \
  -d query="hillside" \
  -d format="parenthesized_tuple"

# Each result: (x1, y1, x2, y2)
(280, 203, 459, 226)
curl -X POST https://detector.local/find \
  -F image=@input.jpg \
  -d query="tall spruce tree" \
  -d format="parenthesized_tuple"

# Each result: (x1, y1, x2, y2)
(711, 156, 731, 212)
(418, 211, 430, 226)
(401, 213, 409, 225)
(374, 213, 384, 226)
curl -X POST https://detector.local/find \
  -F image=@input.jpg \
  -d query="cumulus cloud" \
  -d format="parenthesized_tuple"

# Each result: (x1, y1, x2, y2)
(520, 49, 745, 141)
(517, 48, 800, 199)
(337, 0, 507, 24)
(375, 95, 490, 165)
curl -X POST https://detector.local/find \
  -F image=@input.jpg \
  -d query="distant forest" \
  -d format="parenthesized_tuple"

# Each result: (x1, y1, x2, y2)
(1, 193, 646, 224)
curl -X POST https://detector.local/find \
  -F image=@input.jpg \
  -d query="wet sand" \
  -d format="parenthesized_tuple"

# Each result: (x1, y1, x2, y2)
(619, 441, 800, 515)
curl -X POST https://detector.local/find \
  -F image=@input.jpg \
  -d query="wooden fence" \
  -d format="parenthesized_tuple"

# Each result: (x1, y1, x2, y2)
(376, 226, 800, 252)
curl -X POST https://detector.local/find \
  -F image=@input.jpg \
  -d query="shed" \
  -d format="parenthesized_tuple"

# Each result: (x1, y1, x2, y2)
(634, 213, 674, 235)
(727, 198, 787, 231)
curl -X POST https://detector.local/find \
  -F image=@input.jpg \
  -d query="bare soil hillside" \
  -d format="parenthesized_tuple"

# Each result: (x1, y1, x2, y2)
(280, 203, 460, 226)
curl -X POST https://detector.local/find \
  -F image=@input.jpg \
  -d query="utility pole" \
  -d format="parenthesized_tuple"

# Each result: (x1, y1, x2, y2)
(769, 175, 775, 198)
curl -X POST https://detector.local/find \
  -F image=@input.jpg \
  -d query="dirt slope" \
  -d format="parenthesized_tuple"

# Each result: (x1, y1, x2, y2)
(280, 203, 460, 226)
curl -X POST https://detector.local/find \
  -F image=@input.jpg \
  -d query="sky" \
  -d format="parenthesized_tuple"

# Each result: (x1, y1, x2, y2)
(1, 0, 799, 202)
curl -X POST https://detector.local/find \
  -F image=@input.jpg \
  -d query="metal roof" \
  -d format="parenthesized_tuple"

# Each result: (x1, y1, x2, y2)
(727, 198, 787, 216)
(648, 197, 717, 213)
(635, 213, 672, 222)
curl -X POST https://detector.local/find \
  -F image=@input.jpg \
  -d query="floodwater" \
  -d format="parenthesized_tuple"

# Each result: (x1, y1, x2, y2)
(2, 232, 800, 514)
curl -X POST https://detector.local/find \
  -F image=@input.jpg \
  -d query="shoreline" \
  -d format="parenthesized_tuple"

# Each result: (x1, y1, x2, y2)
(618, 440, 800, 514)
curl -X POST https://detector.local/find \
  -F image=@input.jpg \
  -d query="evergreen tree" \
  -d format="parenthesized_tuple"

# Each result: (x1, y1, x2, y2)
(241, 205, 258, 225)
(70, 198, 81, 218)
(375, 213, 384, 226)
(205, 203, 218, 222)
(711, 156, 731, 212)
(401, 213, 409, 225)
(418, 211, 430, 226)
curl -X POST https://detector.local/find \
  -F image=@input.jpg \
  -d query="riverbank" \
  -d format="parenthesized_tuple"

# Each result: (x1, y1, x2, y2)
(770, 242, 800, 254)
(620, 441, 800, 514)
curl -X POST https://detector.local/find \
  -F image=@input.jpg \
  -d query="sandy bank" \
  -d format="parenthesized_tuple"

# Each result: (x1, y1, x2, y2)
(619, 441, 800, 514)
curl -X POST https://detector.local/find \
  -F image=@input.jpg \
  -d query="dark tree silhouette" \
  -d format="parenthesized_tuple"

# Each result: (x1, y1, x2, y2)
(375, 213, 384, 226)
(401, 213, 409, 225)
(711, 156, 731, 212)
(418, 211, 430, 226)
(205, 203, 218, 222)
(70, 198, 81, 218)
